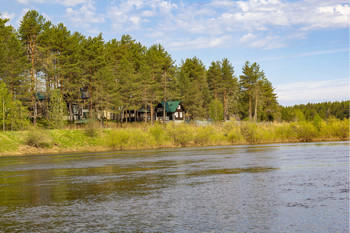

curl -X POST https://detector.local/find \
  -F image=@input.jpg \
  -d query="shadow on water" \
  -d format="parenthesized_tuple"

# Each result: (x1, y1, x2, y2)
(186, 167, 278, 176)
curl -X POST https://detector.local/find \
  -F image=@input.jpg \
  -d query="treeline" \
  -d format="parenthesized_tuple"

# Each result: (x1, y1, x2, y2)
(0, 10, 280, 130)
(0, 10, 347, 131)
(281, 101, 350, 122)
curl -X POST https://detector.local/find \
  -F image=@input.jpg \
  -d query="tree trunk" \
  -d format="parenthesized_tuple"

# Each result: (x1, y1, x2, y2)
(223, 89, 227, 121)
(30, 37, 37, 127)
(145, 105, 148, 123)
(150, 102, 154, 124)
(254, 87, 258, 122)
(163, 69, 167, 124)
(69, 102, 73, 123)
(248, 88, 252, 121)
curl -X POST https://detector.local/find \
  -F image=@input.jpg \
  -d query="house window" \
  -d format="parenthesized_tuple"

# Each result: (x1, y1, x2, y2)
(179, 112, 182, 118)
(175, 112, 178, 118)
(178, 105, 181, 110)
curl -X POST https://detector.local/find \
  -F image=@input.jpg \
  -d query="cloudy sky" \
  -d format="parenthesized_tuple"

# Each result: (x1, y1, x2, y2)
(0, 0, 349, 106)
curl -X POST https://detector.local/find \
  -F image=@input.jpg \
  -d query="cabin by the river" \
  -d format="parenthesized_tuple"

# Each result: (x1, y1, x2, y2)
(155, 101, 186, 122)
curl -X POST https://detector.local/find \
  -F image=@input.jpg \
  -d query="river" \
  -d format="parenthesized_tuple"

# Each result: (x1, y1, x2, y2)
(0, 141, 349, 232)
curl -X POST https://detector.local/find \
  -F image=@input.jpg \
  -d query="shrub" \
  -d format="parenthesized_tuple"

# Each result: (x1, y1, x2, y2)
(225, 123, 243, 143)
(149, 123, 166, 146)
(25, 129, 54, 148)
(168, 123, 193, 146)
(274, 123, 298, 142)
(326, 118, 349, 140)
(194, 126, 214, 145)
(105, 129, 131, 149)
(240, 122, 263, 144)
(85, 120, 100, 137)
(294, 122, 318, 142)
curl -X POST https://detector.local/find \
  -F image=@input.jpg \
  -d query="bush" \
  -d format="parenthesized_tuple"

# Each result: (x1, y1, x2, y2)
(224, 123, 243, 143)
(294, 122, 318, 142)
(85, 120, 100, 137)
(326, 118, 349, 140)
(240, 122, 263, 144)
(25, 129, 54, 148)
(274, 123, 298, 142)
(149, 123, 166, 146)
(194, 126, 214, 145)
(105, 129, 131, 149)
(168, 123, 193, 146)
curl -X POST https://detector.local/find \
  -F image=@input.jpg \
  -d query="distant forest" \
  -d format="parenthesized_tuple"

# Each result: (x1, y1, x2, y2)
(281, 101, 350, 122)
(0, 10, 348, 130)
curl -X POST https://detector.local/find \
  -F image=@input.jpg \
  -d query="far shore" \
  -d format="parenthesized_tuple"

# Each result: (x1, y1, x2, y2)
(0, 120, 348, 157)
(1, 139, 348, 157)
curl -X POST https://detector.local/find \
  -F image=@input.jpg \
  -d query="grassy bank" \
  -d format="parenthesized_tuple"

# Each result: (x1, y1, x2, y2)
(0, 119, 349, 156)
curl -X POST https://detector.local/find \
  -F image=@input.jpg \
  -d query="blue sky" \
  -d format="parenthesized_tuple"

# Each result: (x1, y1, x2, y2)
(0, 0, 349, 106)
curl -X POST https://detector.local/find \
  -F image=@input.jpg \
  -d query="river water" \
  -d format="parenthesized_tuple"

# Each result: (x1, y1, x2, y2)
(0, 141, 349, 232)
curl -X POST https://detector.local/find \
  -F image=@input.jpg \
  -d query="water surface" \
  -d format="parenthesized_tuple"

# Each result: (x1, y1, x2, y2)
(0, 141, 349, 232)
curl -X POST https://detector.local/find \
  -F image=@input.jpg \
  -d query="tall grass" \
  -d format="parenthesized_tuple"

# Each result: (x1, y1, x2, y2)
(0, 118, 348, 155)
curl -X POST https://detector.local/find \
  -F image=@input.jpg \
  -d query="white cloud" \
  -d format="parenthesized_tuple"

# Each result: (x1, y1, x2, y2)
(263, 48, 350, 61)
(168, 35, 232, 50)
(17, 0, 87, 6)
(0, 12, 16, 21)
(17, 0, 45, 3)
(239, 33, 286, 49)
(61, 0, 87, 7)
(107, 0, 177, 31)
(65, 1, 104, 29)
(14, 0, 350, 50)
(275, 78, 350, 106)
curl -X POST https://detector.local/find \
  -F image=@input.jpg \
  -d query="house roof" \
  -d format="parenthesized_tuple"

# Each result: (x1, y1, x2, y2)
(161, 101, 181, 113)
(36, 92, 46, 100)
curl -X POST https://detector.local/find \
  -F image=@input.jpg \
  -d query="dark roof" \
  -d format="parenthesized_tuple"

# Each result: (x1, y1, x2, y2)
(161, 101, 181, 113)
(36, 92, 46, 100)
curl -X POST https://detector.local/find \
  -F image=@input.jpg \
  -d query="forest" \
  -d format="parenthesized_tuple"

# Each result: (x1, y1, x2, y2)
(0, 10, 348, 131)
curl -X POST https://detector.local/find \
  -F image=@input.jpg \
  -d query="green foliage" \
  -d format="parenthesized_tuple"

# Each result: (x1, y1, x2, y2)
(167, 123, 193, 146)
(281, 101, 350, 122)
(193, 126, 214, 145)
(0, 132, 20, 152)
(209, 99, 224, 122)
(85, 120, 100, 137)
(105, 130, 131, 149)
(223, 123, 244, 143)
(293, 121, 318, 142)
(0, 82, 30, 131)
(240, 122, 263, 144)
(149, 123, 167, 146)
(25, 129, 54, 148)
(295, 110, 306, 122)
(177, 57, 209, 119)
(313, 114, 323, 131)
(48, 89, 66, 129)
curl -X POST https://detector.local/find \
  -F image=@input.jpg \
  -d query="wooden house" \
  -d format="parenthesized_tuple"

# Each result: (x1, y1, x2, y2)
(155, 101, 186, 122)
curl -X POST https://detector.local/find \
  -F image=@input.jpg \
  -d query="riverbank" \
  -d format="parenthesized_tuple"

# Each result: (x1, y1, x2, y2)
(0, 119, 348, 156)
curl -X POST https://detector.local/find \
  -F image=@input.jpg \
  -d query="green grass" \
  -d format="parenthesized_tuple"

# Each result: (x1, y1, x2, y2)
(0, 118, 348, 155)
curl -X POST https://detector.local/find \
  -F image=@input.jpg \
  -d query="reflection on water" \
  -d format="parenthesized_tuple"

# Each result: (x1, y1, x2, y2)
(0, 141, 349, 232)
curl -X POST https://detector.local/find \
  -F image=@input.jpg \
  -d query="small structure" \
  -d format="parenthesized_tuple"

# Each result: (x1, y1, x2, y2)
(155, 101, 186, 122)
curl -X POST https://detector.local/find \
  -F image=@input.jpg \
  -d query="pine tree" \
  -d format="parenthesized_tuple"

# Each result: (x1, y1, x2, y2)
(80, 33, 105, 118)
(239, 61, 264, 121)
(177, 57, 209, 119)
(221, 58, 238, 120)
(0, 16, 27, 101)
(18, 10, 49, 126)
